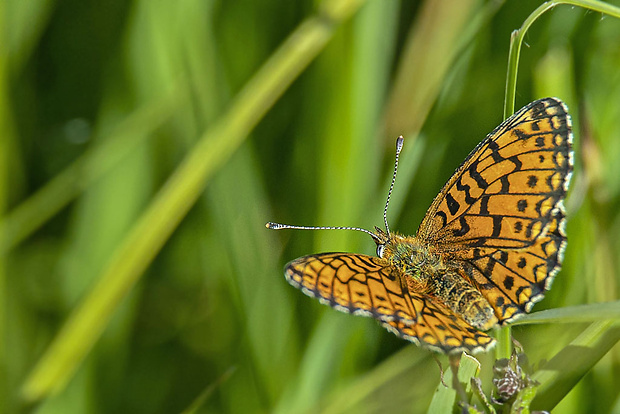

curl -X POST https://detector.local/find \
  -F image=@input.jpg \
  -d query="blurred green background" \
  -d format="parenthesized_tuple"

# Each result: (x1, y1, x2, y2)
(2, 0, 620, 412)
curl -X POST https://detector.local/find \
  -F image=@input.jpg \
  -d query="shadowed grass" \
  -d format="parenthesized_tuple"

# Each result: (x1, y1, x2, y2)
(0, 90, 183, 254)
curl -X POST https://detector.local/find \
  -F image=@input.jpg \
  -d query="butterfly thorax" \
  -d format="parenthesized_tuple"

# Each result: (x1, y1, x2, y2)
(379, 232, 498, 331)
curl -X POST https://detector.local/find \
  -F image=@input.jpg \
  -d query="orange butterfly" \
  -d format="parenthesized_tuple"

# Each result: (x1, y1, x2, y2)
(267, 97, 573, 354)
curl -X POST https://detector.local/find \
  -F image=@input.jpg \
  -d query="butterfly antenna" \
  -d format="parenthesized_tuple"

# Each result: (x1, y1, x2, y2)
(265, 222, 382, 244)
(383, 136, 404, 237)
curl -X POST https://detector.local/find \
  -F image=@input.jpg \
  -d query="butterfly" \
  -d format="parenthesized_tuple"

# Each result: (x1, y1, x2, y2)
(267, 97, 573, 354)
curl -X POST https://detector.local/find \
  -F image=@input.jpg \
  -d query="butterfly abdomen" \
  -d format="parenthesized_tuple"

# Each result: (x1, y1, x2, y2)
(429, 271, 498, 331)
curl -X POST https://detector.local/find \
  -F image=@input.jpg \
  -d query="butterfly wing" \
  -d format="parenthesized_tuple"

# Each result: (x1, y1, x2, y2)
(416, 97, 573, 323)
(286, 252, 494, 353)
(285, 253, 418, 324)
(382, 295, 495, 354)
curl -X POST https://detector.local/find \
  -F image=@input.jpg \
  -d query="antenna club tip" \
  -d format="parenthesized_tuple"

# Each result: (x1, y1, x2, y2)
(396, 136, 404, 152)
(266, 222, 277, 229)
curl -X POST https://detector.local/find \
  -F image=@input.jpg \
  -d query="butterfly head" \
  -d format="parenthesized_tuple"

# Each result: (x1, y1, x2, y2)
(372, 226, 389, 258)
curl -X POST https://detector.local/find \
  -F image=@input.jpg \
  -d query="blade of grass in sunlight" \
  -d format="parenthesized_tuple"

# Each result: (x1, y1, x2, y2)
(531, 321, 620, 410)
(513, 301, 620, 325)
(20, 0, 369, 404)
(378, 0, 499, 223)
(383, 0, 484, 141)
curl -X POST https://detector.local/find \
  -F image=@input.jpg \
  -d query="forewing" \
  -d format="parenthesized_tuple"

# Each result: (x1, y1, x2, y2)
(285, 253, 418, 324)
(417, 97, 573, 322)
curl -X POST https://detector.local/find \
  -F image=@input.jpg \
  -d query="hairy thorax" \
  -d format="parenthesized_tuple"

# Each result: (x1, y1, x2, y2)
(382, 233, 498, 331)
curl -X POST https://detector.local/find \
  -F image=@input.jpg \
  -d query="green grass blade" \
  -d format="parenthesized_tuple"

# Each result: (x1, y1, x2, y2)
(384, 0, 488, 141)
(531, 321, 620, 410)
(504, 0, 620, 118)
(427, 354, 480, 414)
(20, 0, 368, 404)
(0, 0, 14, 408)
(512, 301, 620, 325)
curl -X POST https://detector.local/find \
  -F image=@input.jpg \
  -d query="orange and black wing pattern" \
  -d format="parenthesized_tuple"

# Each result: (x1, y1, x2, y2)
(416, 97, 573, 323)
(285, 253, 495, 353)
(382, 295, 495, 354)
(275, 98, 573, 354)
(285, 253, 417, 324)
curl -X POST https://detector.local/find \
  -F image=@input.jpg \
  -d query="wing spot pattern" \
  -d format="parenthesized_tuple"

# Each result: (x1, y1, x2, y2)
(514, 221, 523, 233)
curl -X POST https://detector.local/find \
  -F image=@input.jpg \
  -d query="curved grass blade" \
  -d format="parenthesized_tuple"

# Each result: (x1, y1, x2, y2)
(512, 301, 620, 326)
(531, 321, 620, 410)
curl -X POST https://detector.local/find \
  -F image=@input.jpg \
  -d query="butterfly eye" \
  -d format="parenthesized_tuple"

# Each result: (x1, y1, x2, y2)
(376, 244, 385, 258)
